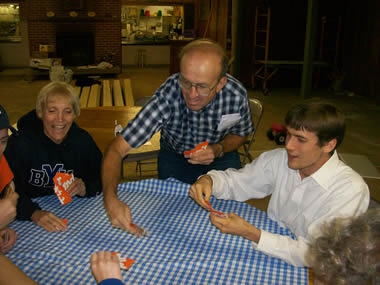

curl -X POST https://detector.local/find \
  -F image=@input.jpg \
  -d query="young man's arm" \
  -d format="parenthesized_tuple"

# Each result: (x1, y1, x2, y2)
(201, 170, 309, 266)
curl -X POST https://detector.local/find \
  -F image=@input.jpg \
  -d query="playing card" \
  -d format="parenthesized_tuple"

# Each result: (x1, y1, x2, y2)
(205, 201, 228, 218)
(184, 141, 209, 157)
(111, 252, 135, 270)
(130, 223, 149, 237)
(53, 173, 74, 205)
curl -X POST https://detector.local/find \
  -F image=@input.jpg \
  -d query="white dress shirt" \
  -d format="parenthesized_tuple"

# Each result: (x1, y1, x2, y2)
(208, 148, 369, 267)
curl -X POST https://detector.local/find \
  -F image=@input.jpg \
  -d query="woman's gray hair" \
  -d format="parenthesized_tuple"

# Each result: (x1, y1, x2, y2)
(308, 208, 380, 285)
(36, 81, 80, 117)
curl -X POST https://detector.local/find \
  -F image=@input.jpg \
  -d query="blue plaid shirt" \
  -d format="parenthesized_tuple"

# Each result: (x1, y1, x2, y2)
(121, 73, 254, 154)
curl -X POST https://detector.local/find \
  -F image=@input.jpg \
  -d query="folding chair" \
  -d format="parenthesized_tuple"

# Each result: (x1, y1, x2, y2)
(241, 98, 264, 164)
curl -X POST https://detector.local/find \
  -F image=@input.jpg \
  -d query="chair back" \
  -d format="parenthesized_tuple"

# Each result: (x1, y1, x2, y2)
(242, 98, 264, 164)
(135, 96, 152, 106)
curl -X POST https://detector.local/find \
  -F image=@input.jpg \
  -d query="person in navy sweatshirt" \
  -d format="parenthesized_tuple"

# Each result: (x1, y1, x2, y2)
(5, 82, 102, 232)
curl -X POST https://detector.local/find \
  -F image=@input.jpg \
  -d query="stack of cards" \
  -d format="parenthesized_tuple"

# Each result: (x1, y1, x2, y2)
(205, 201, 228, 218)
(53, 173, 74, 205)
(184, 141, 209, 157)
(130, 223, 149, 237)
(111, 252, 135, 270)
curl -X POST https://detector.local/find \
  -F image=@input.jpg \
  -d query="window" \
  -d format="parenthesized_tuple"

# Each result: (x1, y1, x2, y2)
(0, 3, 20, 42)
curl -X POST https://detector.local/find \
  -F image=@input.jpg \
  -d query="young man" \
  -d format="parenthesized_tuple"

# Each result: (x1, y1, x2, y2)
(189, 101, 370, 267)
(0, 105, 37, 285)
(102, 39, 254, 236)
(0, 105, 18, 253)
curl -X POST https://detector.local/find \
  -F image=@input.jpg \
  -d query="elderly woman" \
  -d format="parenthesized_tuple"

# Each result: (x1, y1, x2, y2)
(5, 82, 102, 232)
(308, 208, 380, 285)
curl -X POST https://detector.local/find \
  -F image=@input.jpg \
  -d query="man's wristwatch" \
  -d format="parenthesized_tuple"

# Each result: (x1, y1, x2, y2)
(216, 143, 224, 158)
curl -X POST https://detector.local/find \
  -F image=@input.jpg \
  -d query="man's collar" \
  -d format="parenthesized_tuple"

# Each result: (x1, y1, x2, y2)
(311, 150, 339, 190)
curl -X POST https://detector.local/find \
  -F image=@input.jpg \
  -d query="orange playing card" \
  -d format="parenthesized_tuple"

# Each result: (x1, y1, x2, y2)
(111, 252, 135, 270)
(184, 141, 209, 156)
(53, 173, 74, 205)
(205, 200, 228, 218)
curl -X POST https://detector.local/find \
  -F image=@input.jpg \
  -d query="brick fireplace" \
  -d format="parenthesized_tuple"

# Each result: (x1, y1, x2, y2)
(27, 0, 121, 67)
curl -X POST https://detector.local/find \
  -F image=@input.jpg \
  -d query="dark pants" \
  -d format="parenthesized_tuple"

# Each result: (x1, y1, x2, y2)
(158, 141, 241, 184)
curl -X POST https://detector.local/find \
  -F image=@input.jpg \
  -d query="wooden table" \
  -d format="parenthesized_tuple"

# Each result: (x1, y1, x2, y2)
(75, 106, 160, 156)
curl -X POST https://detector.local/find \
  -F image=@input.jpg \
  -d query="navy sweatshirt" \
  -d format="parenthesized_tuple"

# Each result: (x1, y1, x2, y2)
(5, 110, 102, 220)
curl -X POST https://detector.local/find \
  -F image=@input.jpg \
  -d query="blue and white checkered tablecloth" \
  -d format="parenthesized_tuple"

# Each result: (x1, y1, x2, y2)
(6, 178, 308, 284)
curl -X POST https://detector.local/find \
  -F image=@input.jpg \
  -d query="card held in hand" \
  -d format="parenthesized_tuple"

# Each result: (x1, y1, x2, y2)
(53, 173, 74, 205)
(111, 252, 135, 270)
(205, 200, 228, 218)
(184, 141, 209, 157)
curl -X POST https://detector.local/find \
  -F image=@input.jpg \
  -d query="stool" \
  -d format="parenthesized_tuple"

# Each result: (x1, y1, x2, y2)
(137, 49, 146, 68)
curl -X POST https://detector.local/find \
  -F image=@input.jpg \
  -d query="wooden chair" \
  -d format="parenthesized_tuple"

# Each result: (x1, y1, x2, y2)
(241, 98, 264, 164)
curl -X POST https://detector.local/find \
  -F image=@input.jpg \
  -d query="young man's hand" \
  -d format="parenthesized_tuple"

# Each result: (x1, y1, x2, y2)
(189, 175, 213, 210)
(31, 210, 67, 232)
(90, 251, 123, 284)
(210, 213, 261, 243)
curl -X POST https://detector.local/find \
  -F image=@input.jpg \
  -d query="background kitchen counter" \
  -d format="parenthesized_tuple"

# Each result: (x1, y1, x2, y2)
(122, 39, 170, 45)
(122, 39, 194, 67)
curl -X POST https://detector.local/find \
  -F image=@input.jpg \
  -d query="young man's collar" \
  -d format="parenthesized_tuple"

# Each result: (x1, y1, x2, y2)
(310, 150, 339, 189)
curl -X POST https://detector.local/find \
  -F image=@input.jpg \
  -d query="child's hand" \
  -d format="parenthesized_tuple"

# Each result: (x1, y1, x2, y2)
(0, 228, 17, 253)
(0, 183, 18, 229)
(91, 251, 123, 284)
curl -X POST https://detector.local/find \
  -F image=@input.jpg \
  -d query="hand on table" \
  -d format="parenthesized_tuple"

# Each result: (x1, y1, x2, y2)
(90, 251, 123, 284)
(31, 210, 67, 232)
(67, 178, 86, 197)
(189, 175, 213, 210)
(210, 212, 261, 243)
(105, 198, 146, 237)
(0, 228, 17, 253)
(186, 145, 217, 165)
(0, 182, 19, 229)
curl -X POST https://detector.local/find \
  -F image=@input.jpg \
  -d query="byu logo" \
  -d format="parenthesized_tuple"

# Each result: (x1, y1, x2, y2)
(29, 164, 73, 187)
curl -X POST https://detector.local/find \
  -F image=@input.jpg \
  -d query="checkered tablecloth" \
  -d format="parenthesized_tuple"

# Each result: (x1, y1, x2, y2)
(6, 178, 308, 284)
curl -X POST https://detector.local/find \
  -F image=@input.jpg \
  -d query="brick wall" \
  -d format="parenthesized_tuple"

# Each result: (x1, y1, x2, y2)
(27, 0, 121, 66)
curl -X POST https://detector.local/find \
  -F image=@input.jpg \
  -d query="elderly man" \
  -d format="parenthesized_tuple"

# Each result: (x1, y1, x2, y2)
(102, 39, 253, 236)
(189, 101, 369, 267)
